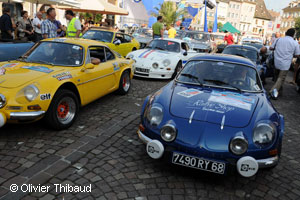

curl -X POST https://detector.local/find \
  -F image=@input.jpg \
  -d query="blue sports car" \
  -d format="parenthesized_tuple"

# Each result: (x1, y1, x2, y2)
(137, 54, 284, 177)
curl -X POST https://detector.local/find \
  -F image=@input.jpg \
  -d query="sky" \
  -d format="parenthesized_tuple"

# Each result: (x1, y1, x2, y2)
(264, 0, 290, 12)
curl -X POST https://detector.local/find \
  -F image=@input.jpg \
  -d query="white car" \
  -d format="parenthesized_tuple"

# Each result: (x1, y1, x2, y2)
(126, 38, 198, 79)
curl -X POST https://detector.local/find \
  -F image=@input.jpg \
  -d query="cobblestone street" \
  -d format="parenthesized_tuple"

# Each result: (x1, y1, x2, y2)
(0, 75, 300, 200)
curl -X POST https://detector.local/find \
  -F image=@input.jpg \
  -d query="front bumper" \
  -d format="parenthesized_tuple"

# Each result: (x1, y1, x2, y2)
(134, 67, 174, 79)
(0, 111, 45, 127)
(137, 130, 279, 175)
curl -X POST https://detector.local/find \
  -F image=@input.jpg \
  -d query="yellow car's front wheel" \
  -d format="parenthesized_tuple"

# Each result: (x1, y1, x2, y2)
(44, 89, 79, 130)
(117, 71, 131, 95)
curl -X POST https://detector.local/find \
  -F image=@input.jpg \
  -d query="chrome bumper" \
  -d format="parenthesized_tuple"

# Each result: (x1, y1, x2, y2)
(137, 130, 279, 168)
(137, 130, 151, 144)
(257, 156, 279, 168)
(10, 111, 46, 121)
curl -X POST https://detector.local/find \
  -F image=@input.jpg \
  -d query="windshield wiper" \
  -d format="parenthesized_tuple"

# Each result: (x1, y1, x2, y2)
(204, 79, 242, 93)
(33, 60, 54, 66)
(180, 73, 203, 86)
(154, 46, 165, 51)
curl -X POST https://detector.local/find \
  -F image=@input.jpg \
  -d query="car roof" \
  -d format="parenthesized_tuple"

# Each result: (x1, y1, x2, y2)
(154, 38, 185, 43)
(190, 54, 256, 67)
(89, 27, 116, 32)
(224, 44, 259, 51)
(184, 30, 209, 34)
(43, 38, 109, 47)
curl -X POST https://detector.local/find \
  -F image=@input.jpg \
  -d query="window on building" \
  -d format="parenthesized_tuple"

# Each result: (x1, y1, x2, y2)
(236, 5, 240, 10)
(262, 21, 264, 25)
(233, 4, 235, 9)
(255, 19, 258, 24)
(229, 4, 231, 8)
(250, 7, 253, 12)
(235, 14, 238, 18)
(227, 12, 230, 17)
(243, 24, 245, 31)
(231, 13, 234, 18)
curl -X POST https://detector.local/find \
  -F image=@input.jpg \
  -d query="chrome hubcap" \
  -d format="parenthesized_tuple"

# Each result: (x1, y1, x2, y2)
(56, 97, 76, 125)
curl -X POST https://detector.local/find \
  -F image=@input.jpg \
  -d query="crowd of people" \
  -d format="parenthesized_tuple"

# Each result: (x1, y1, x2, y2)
(0, 7, 93, 43)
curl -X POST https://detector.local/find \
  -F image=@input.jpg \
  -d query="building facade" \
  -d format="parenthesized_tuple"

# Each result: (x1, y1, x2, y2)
(268, 9, 281, 34)
(281, 0, 300, 34)
(251, 0, 271, 38)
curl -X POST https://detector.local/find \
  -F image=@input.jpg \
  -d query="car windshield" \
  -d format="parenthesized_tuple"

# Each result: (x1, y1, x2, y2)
(222, 47, 258, 62)
(83, 30, 114, 43)
(242, 42, 263, 50)
(177, 60, 262, 92)
(134, 28, 152, 37)
(213, 34, 224, 40)
(183, 32, 209, 42)
(24, 42, 84, 66)
(146, 40, 180, 53)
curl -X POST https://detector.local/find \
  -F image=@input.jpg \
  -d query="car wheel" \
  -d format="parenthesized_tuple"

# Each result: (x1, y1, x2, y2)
(171, 62, 182, 79)
(44, 89, 79, 130)
(117, 71, 131, 95)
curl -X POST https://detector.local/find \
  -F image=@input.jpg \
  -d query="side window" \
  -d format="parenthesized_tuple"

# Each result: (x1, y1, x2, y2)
(89, 46, 106, 63)
(124, 35, 132, 43)
(105, 47, 115, 61)
(114, 33, 124, 43)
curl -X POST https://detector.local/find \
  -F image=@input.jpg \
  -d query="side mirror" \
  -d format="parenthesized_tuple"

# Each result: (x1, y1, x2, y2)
(183, 51, 188, 56)
(85, 63, 95, 70)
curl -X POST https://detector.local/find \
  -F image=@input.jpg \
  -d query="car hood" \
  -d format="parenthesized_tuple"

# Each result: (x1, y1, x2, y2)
(169, 85, 259, 128)
(0, 62, 64, 88)
(133, 49, 174, 61)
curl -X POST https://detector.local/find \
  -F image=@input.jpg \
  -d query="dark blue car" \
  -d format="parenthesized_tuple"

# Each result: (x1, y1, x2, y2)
(0, 42, 34, 62)
(137, 54, 284, 177)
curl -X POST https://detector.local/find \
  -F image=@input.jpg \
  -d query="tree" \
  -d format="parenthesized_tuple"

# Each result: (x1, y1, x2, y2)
(295, 17, 300, 38)
(217, 22, 223, 30)
(152, 2, 187, 27)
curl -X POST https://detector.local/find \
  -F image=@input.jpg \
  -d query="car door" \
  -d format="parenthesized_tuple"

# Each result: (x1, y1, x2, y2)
(78, 46, 115, 104)
(113, 33, 127, 57)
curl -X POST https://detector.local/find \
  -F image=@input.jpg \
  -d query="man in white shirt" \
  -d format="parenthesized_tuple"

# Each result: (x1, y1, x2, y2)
(33, 12, 43, 42)
(269, 28, 300, 99)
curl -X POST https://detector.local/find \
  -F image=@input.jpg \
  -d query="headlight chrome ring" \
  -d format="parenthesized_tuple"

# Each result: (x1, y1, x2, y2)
(146, 103, 163, 126)
(253, 123, 276, 147)
(152, 63, 159, 69)
(161, 124, 177, 142)
(0, 94, 6, 109)
(24, 85, 40, 102)
(230, 136, 248, 155)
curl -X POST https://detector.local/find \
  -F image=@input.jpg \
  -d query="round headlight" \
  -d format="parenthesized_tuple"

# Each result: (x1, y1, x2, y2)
(128, 54, 134, 59)
(162, 59, 171, 67)
(253, 123, 276, 147)
(0, 94, 6, 109)
(152, 63, 159, 69)
(161, 124, 177, 142)
(24, 85, 39, 102)
(230, 136, 248, 155)
(146, 103, 163, 126)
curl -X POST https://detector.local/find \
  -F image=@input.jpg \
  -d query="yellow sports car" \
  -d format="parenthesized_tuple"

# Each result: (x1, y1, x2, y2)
(82, 28, 140, 57)
(0, 38, 133, 130)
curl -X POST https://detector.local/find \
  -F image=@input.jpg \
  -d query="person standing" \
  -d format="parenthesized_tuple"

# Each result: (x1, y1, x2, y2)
(65, 10, 82, 38)
(0, 7, 14, 42)
(152, 16, 164, 39)
(270, 32, 280, 45)
(168, 24, 176, 39)
(33, 12, 43, 42)
(41, 8, 58, 39)
(224, 31, 234, 45)
(17, 11, 34, 41)
(269, 28, 300, 99)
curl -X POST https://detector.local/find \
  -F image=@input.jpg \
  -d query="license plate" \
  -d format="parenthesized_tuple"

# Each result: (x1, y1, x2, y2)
(135, 67, 149, 73)
(172, 152, 226, 174)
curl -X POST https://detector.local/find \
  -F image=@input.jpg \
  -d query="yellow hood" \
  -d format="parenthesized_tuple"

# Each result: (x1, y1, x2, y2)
(0, 62, 64, 89)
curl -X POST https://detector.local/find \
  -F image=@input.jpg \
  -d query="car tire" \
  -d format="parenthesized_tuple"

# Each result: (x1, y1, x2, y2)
(117, 70, 131, 95)
(44, 89, 79, 130)
(171, 62, 182, 79)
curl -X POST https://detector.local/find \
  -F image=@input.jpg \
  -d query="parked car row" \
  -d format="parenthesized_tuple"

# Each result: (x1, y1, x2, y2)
(0, 30, 284, 179)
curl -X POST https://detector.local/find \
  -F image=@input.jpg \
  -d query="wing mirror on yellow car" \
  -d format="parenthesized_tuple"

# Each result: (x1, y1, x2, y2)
(81, 58, 101, 72)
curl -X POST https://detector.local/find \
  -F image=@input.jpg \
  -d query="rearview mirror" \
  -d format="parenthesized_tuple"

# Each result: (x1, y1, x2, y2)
(183, 51, 188, 56)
